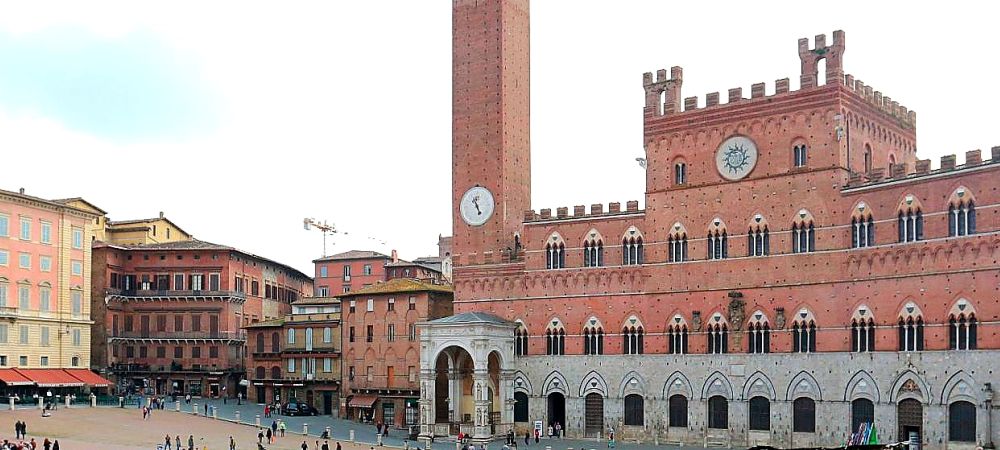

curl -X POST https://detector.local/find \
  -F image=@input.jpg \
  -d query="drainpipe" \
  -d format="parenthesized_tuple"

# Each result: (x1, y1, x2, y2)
(986, 383, 995, 449)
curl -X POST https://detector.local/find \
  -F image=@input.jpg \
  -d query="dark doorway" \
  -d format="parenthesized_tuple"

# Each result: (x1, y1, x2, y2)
(546, 393, 565, 431)
(255, 386, 265, 403)
(514, 392, 529, 422)
(584, 393, 604, 438)
(323, 392, 334, 415)
(897, 399, 923, 443)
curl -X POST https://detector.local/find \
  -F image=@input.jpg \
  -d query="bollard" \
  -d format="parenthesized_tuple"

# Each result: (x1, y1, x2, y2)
(545, 446, 551, 450)
(9, 397, 14, 410)
(256, 414, 261, 427)
(90, 394, 96, 408)
(119, 396, 124, 408)
(175, 401, 181, 411)
(192, 402, 198, 415)
(235, 411, 241, 423)
(456, 442, 461, 450)
(349, 429, 355, 442)
(212, 408, 218, 419)
(326, 427, 332, 439)
(65, 396, 71, 408)
(38, 397, 43, 410)
(303, 423, 309, 435)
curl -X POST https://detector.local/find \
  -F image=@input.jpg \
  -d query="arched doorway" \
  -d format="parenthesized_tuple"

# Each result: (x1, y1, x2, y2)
(514, 392, 529, 423)
(584, 393, 604, 438)
(546, 393, 565, 433)
(433, 346, 475, 431)
(897, 399, 923, 443)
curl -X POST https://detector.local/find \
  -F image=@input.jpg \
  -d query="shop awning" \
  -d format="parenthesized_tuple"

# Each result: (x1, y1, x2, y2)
(348, 395, 378, 408)
(63, 369, 112, 387)
(0, 369, 34, 386)
(17, 369, 84, 387)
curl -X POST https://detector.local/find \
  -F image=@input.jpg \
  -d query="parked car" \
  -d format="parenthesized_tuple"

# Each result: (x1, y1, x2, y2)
(282, 401, 319, 416)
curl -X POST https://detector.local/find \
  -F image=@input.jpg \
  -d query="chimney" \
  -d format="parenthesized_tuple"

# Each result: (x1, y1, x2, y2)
(391, 249, 398, 263)
(159, 211, 165, 219)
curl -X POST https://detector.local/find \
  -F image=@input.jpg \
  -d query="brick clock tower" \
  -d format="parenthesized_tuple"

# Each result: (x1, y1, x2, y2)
(452, 0, 530, 270)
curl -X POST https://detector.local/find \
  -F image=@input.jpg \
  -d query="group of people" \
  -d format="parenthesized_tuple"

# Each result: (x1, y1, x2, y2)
(263, 403, 282, 418)
(297, 439, 341, 450)
(6, 421, 59, 450)
(161, 434, 199, 450)
(255, 419, 289, 445)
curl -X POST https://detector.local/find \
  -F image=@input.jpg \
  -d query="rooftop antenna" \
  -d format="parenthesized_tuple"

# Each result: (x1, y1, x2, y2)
(303, 218, 337, 257)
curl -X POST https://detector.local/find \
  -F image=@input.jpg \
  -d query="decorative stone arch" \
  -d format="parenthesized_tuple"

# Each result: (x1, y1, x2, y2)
(514, 319, 529, 334)
(896, 193, 923, 214)
(538, 371, 567, 397)
(947, 186, 976, 207)
(621, 314, 644, 331)
(851, 304, 874, 322)
(792, 208, 815, 227)
(742, 371, 777, 400)
(948, 297, 977, 319)
(619, 371, 648, 398)
(579, 370, 609, 398)
(707, 217, 728, 234)
(785, 371, 823, 401)
(582, 316, 604, 332)
(897, 301, 924, 321)
(707, 311, 729, 328)
(844, 370, 881, 403)
(667, 313, 688, 330)
(427, 340, 477, 369)
(791, 307, 816, 327)
(512, 370, 533, 395)
(747, 310, 768, 327)
(940, 371, 978, 405)
(669, 222, 688, 239)
(701, 371, 734, 400)
(889, 370, 931, 403)
(850, 200, 874, 220)
(622, 226, 644, 241)
(663, 372, 694, 399)
(747, 212, 769, 232)
(582, 229, 604, 245)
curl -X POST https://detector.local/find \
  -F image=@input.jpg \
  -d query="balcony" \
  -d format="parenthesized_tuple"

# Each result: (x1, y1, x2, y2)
(0, 306, 18, 320)
(110, 330, 247, 342)
(106, 288, 246, 303)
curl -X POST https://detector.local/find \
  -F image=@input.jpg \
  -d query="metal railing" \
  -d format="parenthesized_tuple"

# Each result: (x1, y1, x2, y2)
(110, 330, 246, 340)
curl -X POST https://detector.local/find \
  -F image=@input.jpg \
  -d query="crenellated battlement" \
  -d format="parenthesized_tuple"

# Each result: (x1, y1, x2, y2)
(844, 146, 1000, 190)
(523, 200, 643, 223)
(842, 74, 916, 128)
(643, 30, 917, 132)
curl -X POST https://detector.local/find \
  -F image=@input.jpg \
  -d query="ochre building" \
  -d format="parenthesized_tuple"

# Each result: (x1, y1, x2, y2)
(418, 1, 1000, 448)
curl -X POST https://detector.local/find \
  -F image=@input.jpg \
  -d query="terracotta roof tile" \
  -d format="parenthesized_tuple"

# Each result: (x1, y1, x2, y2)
(339, 278, 452, 297)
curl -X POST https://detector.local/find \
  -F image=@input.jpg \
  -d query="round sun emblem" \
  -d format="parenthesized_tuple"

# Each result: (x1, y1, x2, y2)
(715, 136, 758, 180)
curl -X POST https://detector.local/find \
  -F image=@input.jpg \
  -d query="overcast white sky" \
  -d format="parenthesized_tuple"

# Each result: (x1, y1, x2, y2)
(1, 1, 997, 275)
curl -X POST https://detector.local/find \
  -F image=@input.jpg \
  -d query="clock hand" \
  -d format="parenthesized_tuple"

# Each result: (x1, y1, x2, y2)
(473, 198, 481, 214)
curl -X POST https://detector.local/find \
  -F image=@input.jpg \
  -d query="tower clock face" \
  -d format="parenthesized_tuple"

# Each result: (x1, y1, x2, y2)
(460, 186, 495, 227)
(715, 135, 759, 181)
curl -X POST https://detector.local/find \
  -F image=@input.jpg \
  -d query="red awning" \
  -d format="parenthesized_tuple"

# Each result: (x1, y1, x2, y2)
(348, 395, 378, 408)
(0, 369, 34, 386)
(17, 369, 84, 387)
(63, 369, 112, 387)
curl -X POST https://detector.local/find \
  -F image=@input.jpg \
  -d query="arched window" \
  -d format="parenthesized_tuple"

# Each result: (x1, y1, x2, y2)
(863, 143, 872, 173)
(255, 366, 265, 379)
(792, 210, 816, 253)
(256, 333, 265, 353)
(747, 215, 769, 257)
(674, 162, 687, 185)
(948, 401, 976, 442)
(668, 223, 688, 263)
(851, 398, 875, 433)
(707, 396, 728, 429)
(545, 234, 566, 269)
(668, 395, 688, 427)
(898, 303, 924, 352)
(897, 197, 923, 243)
(622, 317, 644, 355)
(514, 323, 529, 356)
(948, 299, 977, 350)
(793, 397, 816, 433)
(707, 314, 728, 354)
(514, 392, 530, 422)
(748, 396, 770, 431)
(583, 232, 605, 268)
(851, 202, 875, 248)
(271, 332, 280, 353)
(851, 306, 875, 352)
(271, 366, 281, 379)
(707, 219, 728, 260)
(305, 328, 314, 350)
(668, 316, 688, 355)
(793, 144, 808, 167)
(622, 228, 644, 265)
(791, 309, 817, 353)
(948, 188, 976, 237)
(545, 320, 565, 356)
(583, 318, 604, 356)
(746, 313, 770, 354)
(623, 394, 644, 426)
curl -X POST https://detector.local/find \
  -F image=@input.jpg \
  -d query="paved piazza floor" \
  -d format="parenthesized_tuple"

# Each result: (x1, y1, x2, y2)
(2, 402, 702, 450)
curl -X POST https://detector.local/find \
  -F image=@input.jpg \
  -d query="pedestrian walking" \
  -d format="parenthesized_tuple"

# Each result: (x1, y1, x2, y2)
(264, 404, 270, 418)
(21, 421, 27, 439)
(524, 430, 529, 446)
(279, 420, 286, 437)
(258, 429, 265, 443)
(43, 437, 51, 450)
(165, 434, 173, 449)
(266, 427, 273, 444)
(52, 440, 60, 450)
(204, 403, 208, 416)
(188, 434, 195, 450)
(302, 441, 309, 450)
(335, 442, 341, 450)
(176, 435, 182, 450)
(321, 441, 330, 450)
(554, 422, 561, 439)
(230, 435, 236, 450)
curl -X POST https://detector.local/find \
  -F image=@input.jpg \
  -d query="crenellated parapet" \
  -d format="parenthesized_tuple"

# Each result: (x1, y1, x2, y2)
(845, 146, 1000, 189)
(523, 200, 643, 223)
(843, 74, 916, 129)
(642, 66, 683, 118)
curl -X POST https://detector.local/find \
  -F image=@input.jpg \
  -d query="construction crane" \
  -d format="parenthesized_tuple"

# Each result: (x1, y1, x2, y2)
(303, 218, 337, 257)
